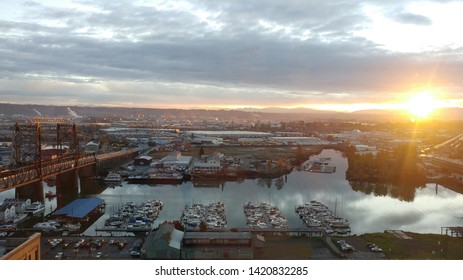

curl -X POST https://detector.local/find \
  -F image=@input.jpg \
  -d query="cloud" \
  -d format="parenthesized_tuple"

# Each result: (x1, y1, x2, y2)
(393, 12, 433, 25)
(0, 0, 462, 109)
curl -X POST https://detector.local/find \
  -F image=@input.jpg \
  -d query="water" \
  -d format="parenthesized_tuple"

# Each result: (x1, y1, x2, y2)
(2, 149, 463, 235)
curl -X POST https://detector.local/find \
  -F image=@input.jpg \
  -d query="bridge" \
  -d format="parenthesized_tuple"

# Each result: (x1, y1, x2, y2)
(0, 149, 138, 192)
(0, 121, 140, 192)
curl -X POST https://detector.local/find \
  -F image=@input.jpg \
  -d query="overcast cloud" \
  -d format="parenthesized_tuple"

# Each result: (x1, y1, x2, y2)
(1, 0, 462, 110)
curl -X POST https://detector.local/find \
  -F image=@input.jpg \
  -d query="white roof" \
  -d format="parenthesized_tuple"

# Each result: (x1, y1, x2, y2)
(137, 155, 153, 160)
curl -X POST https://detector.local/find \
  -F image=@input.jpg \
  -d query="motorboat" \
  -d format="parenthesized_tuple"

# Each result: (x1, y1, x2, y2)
(104, 172, 122, 182)
(64, 222, 81, 232)
(33, 222, 60, 232)
(25, 201, 45, 215)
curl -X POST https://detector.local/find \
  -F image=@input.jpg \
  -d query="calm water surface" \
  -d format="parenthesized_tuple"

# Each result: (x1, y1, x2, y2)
(91, 149, 463, 235)
(2, 149, 463, 235)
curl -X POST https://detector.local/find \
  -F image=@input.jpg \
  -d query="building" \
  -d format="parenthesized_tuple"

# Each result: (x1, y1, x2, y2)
(154, 151, 192, 169)
(140, 223, 257, 260)
(182, 231, 254, 259)
(85, 141, 100, 153)
(355, 145, 377, 155)
(133, 155, 153, 166)
(191, 136, 223, 145)
(191, 156, 222, 175)
(141, 223, 184, 259)
(187, 130, 271, 140)
(41, 145, 69, 160)
(269, 137, 325, 145)
(0, 204, 15, 223)
(1, 233, 41, 260)
(2, 198, 31, 215)
(51, 197, 105, 224)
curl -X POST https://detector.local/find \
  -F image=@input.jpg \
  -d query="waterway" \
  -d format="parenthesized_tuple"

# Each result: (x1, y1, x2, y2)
(2, 149, 463, 235)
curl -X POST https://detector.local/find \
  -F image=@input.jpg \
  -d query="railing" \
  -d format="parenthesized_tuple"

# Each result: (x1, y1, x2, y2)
(0, 149, 138, 191)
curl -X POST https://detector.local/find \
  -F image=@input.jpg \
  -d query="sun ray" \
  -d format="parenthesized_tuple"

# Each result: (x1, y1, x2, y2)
(404, 90, 443, 119)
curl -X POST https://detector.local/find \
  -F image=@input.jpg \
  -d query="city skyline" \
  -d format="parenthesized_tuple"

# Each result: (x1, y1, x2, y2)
(1, 0, 463, 116)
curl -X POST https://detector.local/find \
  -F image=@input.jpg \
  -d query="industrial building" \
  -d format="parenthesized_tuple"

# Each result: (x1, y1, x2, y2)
(1, 232, 41, 260)
(133, 155, 153, 166)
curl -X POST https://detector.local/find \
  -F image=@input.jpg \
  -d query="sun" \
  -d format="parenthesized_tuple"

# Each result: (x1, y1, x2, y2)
(404, 90, 440, 119)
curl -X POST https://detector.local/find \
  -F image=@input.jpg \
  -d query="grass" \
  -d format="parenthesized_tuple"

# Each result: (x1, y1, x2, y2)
(361, 232, 463, 260)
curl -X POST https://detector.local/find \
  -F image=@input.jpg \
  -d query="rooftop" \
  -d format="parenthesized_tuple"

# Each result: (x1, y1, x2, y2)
(52, 198, 104, 219)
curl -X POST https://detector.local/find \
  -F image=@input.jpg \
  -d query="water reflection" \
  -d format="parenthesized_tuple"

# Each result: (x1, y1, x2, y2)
(2, 149, 463, 235)
(350, 182, 420, 202)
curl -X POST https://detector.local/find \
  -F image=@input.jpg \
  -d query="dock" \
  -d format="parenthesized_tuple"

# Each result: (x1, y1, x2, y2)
(234, 227, 324, 237)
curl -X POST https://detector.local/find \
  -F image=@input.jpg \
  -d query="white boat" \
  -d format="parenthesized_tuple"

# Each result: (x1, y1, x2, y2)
(64, 222, 81, 232)
(33, 222, 59, 232)
(104, 172, 122, 182)
(25, 201, 45, 215)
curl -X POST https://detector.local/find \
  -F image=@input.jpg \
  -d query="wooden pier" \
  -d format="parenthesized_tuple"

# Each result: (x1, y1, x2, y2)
(234, 227, 325, 237)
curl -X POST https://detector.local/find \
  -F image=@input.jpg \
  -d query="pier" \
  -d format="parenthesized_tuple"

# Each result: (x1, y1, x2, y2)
(234, 227, 325, 237)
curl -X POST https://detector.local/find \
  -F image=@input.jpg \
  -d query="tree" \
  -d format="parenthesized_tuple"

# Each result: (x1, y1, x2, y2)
(295, 145, 306, 165)
(275, 177, 284, 190)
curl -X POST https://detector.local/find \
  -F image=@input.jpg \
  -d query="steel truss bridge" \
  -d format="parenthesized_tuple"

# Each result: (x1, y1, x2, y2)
(0, 121, 138, 192)
(0, 150, 137, 192)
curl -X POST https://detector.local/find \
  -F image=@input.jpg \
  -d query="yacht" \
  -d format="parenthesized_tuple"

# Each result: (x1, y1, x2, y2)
(25, 201, 45, 215)
(33, 222, 60, 232)
(104, 172, 122, 182)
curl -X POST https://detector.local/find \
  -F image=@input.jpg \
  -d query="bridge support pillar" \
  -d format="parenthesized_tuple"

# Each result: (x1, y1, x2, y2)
(16, 181, 43, 202)
(56, 169, 79, 208)
(78, 163, 96, 178)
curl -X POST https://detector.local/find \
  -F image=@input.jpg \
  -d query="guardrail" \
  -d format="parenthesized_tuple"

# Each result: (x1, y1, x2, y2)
(0, 149, 139, 192)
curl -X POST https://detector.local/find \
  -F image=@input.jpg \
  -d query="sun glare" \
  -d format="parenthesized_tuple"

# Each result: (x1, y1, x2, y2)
(405, 90, 440, 119)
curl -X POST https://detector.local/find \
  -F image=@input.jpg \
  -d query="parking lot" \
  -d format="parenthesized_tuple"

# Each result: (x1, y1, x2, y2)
(41, 236, 145, 260)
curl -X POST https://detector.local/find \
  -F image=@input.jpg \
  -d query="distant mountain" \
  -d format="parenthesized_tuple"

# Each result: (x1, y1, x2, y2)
(351, 108, 463, 121)
(1, 103, 462, 122)
(238, 107, 329, 114)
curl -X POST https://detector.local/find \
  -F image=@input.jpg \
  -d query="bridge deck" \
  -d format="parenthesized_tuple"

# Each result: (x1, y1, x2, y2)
(0, 149, 138, 192)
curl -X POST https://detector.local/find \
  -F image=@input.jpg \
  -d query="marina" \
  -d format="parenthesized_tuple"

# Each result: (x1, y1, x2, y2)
(181, 202, 227, 231)
(99, 199, 164, 234)
(244, 202, 289, 229)
(296, 200, 351, 235)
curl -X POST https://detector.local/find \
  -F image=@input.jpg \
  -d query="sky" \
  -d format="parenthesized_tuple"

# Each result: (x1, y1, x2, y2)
(1, 0, 463, 112)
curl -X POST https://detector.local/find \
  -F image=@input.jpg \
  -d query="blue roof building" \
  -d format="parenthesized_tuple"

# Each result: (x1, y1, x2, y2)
(52, 198, 105, 219)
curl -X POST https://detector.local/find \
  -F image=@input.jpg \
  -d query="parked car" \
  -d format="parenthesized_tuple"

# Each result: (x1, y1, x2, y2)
(55, 252, 67, 259)
(371, 246, 383, 252)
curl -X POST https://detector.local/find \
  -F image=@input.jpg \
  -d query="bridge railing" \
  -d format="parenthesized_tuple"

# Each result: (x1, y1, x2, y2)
(0, 150, 133, 191)
(0, 164, 39, 190)
(0, 154, 97, 190)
